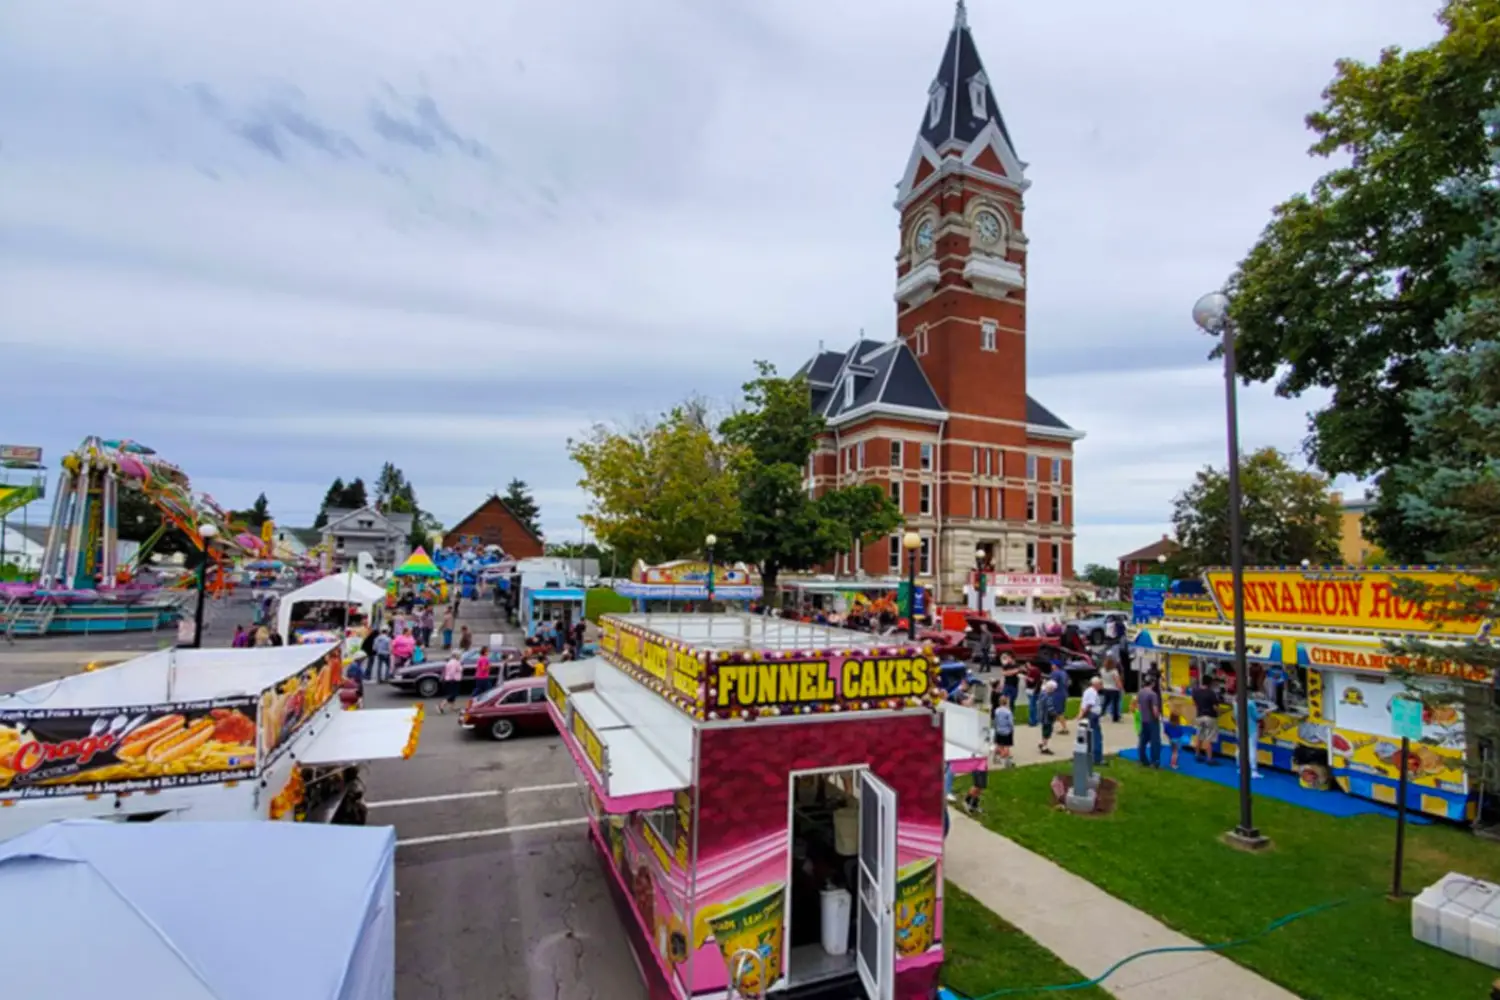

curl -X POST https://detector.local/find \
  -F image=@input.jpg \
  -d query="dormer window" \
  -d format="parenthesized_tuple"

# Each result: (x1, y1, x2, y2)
(843, 378, 855, 409)
(968, 71, 989, 120)
(927, 81, 947, 129)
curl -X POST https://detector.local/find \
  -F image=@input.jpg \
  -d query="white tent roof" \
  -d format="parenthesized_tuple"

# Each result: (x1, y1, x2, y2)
(0, 644, 335, 710)
(0, 820, 396, 1000)
(278, 572, 387, 639)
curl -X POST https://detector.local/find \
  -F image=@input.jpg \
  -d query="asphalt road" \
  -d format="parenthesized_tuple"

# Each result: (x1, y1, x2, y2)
(364, 602, 646, 1000)
(1, 596, 645, 1000)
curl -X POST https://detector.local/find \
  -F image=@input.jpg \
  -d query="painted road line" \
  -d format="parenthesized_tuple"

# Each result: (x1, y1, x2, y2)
(368, 783, 576, 810)
(397, 817, 588, 847)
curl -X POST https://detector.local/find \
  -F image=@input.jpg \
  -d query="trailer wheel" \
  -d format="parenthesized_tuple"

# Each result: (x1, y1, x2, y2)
(490, 718, 516, 741)
(416, 676, 441, 698)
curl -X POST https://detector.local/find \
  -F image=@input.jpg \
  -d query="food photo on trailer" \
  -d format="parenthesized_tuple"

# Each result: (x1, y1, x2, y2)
(0, 642, 423, 838)
(545, 612, 990, 1000)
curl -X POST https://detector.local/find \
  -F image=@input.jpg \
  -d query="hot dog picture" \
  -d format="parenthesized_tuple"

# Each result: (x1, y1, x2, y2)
(117, 714, 186, 759)
(0, 700, 260, 798)
(146, 717, 216, 764)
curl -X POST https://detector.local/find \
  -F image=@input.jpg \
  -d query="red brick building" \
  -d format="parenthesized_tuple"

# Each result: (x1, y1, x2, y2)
(799, 3, 1083, 603)
(442, 495, 545, 559)
(1118, 535, 1179, 595)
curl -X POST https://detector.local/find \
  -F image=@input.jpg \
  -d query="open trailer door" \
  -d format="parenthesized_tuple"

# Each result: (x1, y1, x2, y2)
(856, 770, 897, 1000)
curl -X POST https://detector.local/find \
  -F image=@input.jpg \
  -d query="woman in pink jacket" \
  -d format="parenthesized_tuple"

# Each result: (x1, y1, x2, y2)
(391, 631, 416, 670)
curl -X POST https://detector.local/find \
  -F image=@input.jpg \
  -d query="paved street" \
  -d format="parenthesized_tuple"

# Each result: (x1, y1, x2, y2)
(0, 595, 644, 1000)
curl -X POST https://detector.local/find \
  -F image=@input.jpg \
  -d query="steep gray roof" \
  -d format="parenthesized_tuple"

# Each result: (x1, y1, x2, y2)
(917, 1, 1016, 158)
(1026, 396, 1072, 430)
(801, 341, 945, 423)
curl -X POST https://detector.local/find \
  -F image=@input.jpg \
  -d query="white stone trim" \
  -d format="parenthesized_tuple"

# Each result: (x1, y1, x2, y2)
(827, 401, 949, 429)
(963, 256, 1025, 295)
(895, 258, 941, 305)
(1028, 423, 1086, 442)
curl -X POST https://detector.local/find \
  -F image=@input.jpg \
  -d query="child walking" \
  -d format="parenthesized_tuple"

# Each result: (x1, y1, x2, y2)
(992, 695, 1015, 768)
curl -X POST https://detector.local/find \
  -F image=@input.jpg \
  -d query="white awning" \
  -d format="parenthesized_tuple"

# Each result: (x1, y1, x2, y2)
(598, 728, 688, 798)
(570, 690, 626, 732)
(299, 707, 420, 765)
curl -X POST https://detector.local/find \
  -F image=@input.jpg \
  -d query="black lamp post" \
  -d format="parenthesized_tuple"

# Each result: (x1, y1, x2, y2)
(975, 547, 987, 614)
(191, 522, 219, 649)
(903, 530, 922, 640)
(1193, 289, 1269, 850)
(705, 533, 717, 607)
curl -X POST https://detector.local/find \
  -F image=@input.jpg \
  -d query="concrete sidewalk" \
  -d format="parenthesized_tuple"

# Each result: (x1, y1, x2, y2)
(1001, 714, 1139, 769)
(944, 814, 1301, 999)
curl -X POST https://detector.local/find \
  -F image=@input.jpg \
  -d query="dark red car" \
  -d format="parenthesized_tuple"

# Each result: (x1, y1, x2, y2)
(459, 676, 556, 741)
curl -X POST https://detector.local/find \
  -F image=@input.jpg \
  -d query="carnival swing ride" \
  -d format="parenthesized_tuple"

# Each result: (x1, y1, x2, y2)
(1, 437, 262, 635)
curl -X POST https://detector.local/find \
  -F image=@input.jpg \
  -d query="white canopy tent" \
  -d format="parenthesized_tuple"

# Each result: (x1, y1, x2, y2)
(277, 572, 387, 640)
(0, 819, 396, 1000)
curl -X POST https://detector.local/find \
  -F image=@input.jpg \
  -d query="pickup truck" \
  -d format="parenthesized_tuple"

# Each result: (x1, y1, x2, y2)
(1072, 611, 1128, 646)
(922, 616, 1089, 667)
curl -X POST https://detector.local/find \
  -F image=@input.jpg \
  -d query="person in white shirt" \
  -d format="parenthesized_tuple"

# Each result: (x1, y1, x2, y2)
(1077, 676, 1106, 765)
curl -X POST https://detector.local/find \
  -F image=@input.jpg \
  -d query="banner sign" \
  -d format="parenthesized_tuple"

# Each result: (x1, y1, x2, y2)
(260, 648, 342, 766)
(674, 789, 692, 867)
(600, 619, 620, 655)
(1300, 642, 1493, 685)
(615, 625, 704, 701)
(1164, 597, 1222, 621)
(1136, 628, 1279, 662)
(0, 445, 42, 465)
(0, 698, 258, 799)
(569, 707, 607, 777)
(547, 673, 570, 718)
(1203, 568, 1493, 636)
(713, 654, 935, 714)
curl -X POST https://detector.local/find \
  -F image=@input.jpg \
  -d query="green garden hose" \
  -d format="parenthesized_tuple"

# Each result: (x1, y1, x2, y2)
(942, 890, 1377, 998)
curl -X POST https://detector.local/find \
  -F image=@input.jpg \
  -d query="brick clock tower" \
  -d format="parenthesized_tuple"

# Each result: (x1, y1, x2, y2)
(799, 1, 1083, 603)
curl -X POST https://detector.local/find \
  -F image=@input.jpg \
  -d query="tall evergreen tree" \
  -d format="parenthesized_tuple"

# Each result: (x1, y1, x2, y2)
(313, 478, 346, 529)
(1386, 107, 1500, 794)
(502, 479, 542, 537)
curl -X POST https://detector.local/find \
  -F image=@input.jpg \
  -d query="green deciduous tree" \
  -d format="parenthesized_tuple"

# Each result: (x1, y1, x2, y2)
(1227, 1, 1500, 559)
(502, 479, 542, 537)
(569, 402, 741, 567)
(719, 363, 901, 594)
(1080, 564, 1120, 589)
(1385, 107, 1500, 790)
(1171, 447, 1342, 573)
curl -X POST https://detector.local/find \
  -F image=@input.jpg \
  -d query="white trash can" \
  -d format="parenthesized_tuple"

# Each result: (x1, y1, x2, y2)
(820, 887, 852, 956)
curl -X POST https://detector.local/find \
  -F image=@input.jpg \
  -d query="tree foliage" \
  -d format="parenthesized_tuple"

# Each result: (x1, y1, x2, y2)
(1080, 563, 1120, 589)
(1227, 0, 1500, 559)
(229, 493, 271, 531)
(568, 363, 902, 593)
(1386, 107, 1500, 787)
(569, 403, 741, 567)
(719, 362, 902, 594)
(1170, 447, 1342, 572)
(502, 479, 543, 537)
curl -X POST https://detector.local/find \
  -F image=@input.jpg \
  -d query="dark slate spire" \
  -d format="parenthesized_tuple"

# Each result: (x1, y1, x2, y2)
(917, 1, 1016, 157)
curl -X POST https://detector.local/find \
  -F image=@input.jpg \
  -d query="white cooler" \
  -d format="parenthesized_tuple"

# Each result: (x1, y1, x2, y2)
(1412, 871, 1500, 968)
(820, 887, 852, 956)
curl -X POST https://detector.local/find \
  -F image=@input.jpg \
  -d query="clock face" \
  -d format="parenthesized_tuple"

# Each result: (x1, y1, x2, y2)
(975, 211, 1002, 246)
(914, 219, 936, 255)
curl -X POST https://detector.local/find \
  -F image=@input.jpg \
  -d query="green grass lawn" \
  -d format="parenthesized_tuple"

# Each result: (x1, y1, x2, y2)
(961, 764, 1500, 1000)
(942, 881, 1110, 999)
(1009, 696, 1081, 726)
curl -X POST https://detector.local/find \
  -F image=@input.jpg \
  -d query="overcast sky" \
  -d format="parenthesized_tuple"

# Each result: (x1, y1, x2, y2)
(0, 1, 1444, 568)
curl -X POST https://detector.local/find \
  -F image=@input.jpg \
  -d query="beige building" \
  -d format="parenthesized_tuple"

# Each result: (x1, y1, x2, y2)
(1334, 492, 1380, 565)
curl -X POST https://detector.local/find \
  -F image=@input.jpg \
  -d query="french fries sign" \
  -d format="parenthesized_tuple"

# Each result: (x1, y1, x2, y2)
(0, 698, 260, 799)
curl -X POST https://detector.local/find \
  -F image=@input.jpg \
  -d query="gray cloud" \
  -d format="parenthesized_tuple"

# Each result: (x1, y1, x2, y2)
(0, 0, 1439, 564)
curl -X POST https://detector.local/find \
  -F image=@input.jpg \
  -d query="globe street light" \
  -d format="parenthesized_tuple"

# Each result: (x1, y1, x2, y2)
(192, 523, 219, 649)
(1193, 289, 1268, 850)
(705, 534, 717, 606)
(903, 531, 923, 640)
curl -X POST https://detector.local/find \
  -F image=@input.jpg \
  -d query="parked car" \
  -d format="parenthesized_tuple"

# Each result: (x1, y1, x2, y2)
(391, 646, 524, 698)
(1072, 612, 1128, 646)
(460, 677, 556, 740)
